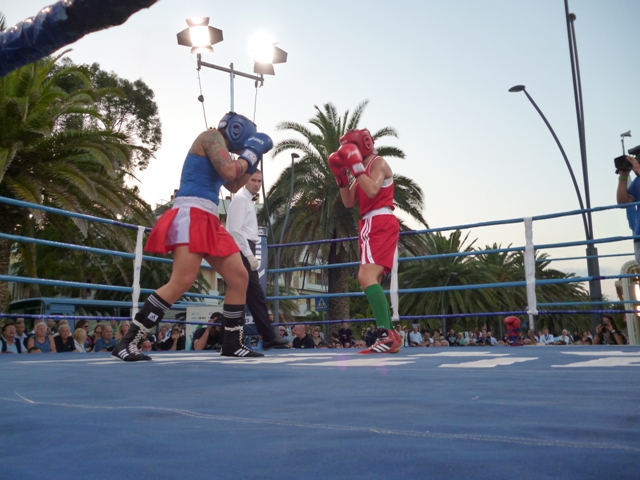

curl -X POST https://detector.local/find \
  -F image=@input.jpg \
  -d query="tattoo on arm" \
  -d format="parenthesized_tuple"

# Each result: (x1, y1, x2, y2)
(202, 132, 233, 172)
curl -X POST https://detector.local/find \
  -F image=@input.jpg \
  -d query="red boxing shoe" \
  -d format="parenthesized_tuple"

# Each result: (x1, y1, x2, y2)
(358, 328, 401, 354)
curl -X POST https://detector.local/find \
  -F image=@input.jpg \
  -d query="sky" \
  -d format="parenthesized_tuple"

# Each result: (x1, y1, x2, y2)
(4, 0, 640, 301)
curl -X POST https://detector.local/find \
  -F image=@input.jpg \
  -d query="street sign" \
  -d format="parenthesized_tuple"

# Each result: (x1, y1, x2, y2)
(315, 297, 328, 311)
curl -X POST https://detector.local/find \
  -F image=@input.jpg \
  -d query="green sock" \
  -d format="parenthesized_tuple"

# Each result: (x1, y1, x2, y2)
(365, 284, 392, 330)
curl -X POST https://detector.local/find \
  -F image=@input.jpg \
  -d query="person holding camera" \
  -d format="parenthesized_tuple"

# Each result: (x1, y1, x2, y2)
(615, 150, 640, 263)
(593, 315, 626, 345)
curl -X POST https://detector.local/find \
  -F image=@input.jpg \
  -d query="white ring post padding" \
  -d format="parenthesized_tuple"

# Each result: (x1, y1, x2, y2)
(524, 217, 538, 319)
(390, 246, 400, 322)
(131, 225, 145, 320)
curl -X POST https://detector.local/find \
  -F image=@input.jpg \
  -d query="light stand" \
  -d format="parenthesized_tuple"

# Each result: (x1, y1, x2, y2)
(273, 153, 300, 324)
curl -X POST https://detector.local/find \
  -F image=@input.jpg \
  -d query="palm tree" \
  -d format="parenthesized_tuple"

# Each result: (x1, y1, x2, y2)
(0, 50, 154, 310)
(265, 101, 428, 322)
(399, 231, 497, 331)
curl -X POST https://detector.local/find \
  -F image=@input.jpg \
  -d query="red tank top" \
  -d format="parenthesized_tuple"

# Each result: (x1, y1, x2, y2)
(355, 156, 395, 217)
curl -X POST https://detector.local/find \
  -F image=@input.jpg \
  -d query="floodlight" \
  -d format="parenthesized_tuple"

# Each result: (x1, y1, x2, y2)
(177, 17, 223, 54)
(249, 32, 287, 75)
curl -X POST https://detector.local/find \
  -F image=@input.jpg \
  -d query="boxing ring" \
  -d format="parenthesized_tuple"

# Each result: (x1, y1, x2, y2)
(1, 195, 640, 479)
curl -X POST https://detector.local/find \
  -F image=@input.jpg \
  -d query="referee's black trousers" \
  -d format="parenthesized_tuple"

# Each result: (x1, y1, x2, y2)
(241, 245, 277, 342)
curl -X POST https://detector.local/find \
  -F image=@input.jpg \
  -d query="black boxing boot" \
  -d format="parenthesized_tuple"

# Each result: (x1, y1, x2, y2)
(220, 305, 264, 358)
(112, 292, 170, 362)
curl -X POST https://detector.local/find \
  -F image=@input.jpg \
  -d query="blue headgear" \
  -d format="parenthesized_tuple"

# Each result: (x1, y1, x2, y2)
(217, 112, 257, 152)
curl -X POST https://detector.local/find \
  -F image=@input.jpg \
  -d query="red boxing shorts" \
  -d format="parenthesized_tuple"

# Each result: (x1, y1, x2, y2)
(145, 198, 240, 258)
(358, 211, 400, 273)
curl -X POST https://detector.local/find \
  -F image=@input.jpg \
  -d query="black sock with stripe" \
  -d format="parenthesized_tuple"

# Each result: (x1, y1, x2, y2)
(135, 292, 171, 329)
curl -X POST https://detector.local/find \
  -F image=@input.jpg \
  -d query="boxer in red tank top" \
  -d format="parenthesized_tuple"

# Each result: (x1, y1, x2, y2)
(328, 129, 401, 354)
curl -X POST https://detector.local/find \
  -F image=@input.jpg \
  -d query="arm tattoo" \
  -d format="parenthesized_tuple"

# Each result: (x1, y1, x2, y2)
(202, 131, 233, 172)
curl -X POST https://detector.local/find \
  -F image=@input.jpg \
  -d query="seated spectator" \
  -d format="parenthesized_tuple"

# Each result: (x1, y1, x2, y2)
(395, 324, 406, 347)
(27, 321, 56, 353)
(408, 325, 423, 347)
(593, 315, 626, 345)
(478, 330, 498, 346)
(311, 327, 323, 347)
(539, 329, 554, 345)
(580, 330, 591, 343)
(1, 323, 26, 354)
(47, 319, 58, 335)
(28, 347, 42, 354)
(582, 336, 593, 345)
(364, 324, 377, 347)
(72, 328, 88, 353)
(446, 329, 458, 346)
(93, 325, 116, 352)
(160, 325, 185, 351)
(140, 339, 153, 352)
(54, 324, 77, 352)
(422, 331, 434, 347)
(115, 321, 130, 342)
(329, 331, 341, 346)
(354, 339, 366, 349)
(14, 318, 28, 350)
(439, 340, 450, 347)
(316, 341, 328, 349)
(51, 320, 70, 337)
(554, 329, 572, 345)
(75, 320, 93, 352)
(291, 324, 315, 349)
(90, 323, 104, 345)
(110, 319, 119, 334)
(192, 315, 222, 351)
(455, 332, 464, 346)
(338, 322, 353, 347)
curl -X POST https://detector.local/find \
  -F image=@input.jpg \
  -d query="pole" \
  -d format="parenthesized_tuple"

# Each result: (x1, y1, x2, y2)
(229, 62, 235, 112)
(564, 1, 602, 332)
(440, 272, 457, 335)
(273, 153, 298, 324)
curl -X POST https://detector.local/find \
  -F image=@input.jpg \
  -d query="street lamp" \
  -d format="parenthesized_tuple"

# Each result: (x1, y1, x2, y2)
(273, 152, 300, 325)
(508, 85, 589, 239)
(176, 18, 288, 112)
(440, 272, 458, 335)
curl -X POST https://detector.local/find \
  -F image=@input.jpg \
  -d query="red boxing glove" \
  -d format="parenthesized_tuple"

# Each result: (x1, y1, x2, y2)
(328, 152, 349, 188)
(338, 143, 365, 177)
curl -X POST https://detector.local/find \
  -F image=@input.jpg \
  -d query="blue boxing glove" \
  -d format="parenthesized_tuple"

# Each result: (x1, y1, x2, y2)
(239, 132, 273, 170)
(245, 155, 261, 174)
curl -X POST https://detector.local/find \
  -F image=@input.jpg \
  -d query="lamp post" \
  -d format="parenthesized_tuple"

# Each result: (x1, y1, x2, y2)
(176, 18, 288, 112)
(273, 152, 300, 325)
(440, 272, 458, 335)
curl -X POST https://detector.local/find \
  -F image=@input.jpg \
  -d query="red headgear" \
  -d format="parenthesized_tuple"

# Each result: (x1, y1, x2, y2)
(339, 129, 375, 157)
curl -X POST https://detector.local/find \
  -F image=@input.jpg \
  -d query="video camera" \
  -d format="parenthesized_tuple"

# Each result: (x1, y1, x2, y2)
(614, 144, 640, 173)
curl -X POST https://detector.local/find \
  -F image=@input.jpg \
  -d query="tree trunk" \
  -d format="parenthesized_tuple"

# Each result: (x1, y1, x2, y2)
(328, 241, 350, 322)
(0, 237, 10, 312)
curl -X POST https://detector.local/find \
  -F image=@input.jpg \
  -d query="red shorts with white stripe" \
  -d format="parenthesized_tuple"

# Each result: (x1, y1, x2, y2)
(145, 206, 240, 258)
(358, 214, 400, 273)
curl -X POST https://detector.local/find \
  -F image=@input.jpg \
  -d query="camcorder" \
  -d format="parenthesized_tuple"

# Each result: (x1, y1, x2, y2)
(614, 144, 640, 173)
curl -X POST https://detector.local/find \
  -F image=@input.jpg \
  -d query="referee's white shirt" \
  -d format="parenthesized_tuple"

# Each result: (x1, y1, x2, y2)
(226, 187, 259, 258)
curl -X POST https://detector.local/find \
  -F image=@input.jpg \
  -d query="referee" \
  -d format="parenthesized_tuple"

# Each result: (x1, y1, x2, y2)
(226, 169, 289, 349)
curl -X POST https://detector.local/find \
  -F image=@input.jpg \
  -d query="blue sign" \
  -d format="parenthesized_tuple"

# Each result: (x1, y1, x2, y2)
(315, 297, 328, 311)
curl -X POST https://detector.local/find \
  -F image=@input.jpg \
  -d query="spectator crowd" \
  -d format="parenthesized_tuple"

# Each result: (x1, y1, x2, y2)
(0, 314, 629, 355)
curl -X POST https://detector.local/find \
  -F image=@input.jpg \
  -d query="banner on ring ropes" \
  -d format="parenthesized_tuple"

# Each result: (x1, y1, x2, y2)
(0, 0, 158, 78)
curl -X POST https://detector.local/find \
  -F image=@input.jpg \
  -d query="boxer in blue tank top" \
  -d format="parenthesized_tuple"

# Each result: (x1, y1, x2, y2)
(113, 112, 274, 361)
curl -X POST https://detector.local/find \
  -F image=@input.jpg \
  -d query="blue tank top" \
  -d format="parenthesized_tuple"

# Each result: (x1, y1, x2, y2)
(34, 336, 51, 353)
(175, 153, 226, 205)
